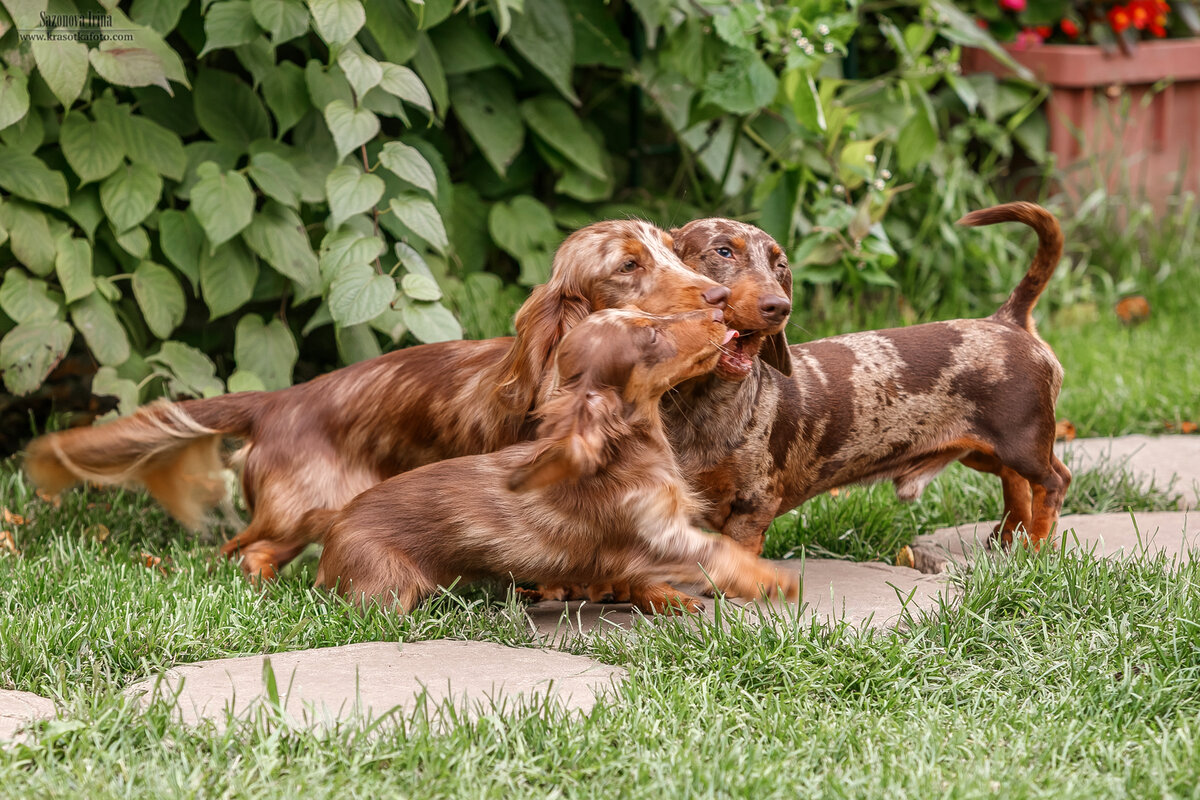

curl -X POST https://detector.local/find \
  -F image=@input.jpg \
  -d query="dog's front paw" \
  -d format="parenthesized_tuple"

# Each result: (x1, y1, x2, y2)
(586, 581, 631, 603)
(630, 583, 705, 615)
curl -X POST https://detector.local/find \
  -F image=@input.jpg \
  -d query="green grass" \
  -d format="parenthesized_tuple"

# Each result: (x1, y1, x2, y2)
(0, 442, 1193, 798)
(2, 196, 1197, 797)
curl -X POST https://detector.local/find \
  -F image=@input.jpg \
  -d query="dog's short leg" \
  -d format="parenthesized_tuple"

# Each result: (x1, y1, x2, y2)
(1018, 454, 1071, 551)
(220, 522, 310, 582)
(996, 466, 1034, 547)
(961, 452, 1034, 549)
(721, 497, 781, 555)
(1030, 454, 1072, 550)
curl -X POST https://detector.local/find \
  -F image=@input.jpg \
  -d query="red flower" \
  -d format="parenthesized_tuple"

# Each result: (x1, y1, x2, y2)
(1060, 18, 1080, 36)
(999, 0, 1027, 12)
(1108, 5, 1132, 32)
(1150, 13, 1168, 35)
(1035, 24, 1052, 36)
(1130, 2, 1150, 29)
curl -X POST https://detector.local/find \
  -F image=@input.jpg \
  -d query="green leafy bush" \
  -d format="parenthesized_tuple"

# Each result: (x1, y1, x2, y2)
(0, 0, 1039, 405)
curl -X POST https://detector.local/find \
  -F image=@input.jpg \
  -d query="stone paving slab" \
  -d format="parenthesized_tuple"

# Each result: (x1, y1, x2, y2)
(1059, 436, 1200, 507)
(905, 511, 1197, 573)
(0, 690, 55, 742)
(125, 640, 625, 729)
(527, 558, 954, 641)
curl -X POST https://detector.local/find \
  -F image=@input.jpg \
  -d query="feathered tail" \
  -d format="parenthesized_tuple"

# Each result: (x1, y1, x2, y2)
(24, 393, 263, 529)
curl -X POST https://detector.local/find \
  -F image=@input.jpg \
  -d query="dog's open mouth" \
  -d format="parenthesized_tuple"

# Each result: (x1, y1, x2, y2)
(715, 329, 765, 380)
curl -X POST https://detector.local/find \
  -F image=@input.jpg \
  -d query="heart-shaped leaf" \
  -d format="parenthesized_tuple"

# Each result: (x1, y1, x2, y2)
(378, 63, 432, 115)
(89, 45, 171, 93)
(248, 151, 304, 208)
(234, 314, 298, 390)
(0, 65, 30, 131)
(200, 0, 263, 56)
(0, 319, 73, 395)
(325, 164, 385, 230)
(0, 270, 59, 323)
(329, 263, 395, 326)
(242, 200, 321, 298)
(148, 341, 225, 398)
(251, 0, 310, 42)
(337, 47, 383, 100)
(70, 293, 130, 367)
(0, 148, 69, 207)
(199, 238, 259, 319)
(389, 194, 448, 255)
(190, 162, 255, 248)
(324, 100, 380, 160)
(401, 272, 441, 301)
(509, 0, 578, 104)
(32, 38, 88, 108)
(100, 162, 162, 232)
(132, 260, 186, 338)
(308, 0, 365, 45)
(448, 72, 523, 177)
(91, 366, 139, 415)
(402, 300, 462, 343)
(520, 95, 608, 180)
(55, 234, 95, 304)
(378, 141, 437, 198)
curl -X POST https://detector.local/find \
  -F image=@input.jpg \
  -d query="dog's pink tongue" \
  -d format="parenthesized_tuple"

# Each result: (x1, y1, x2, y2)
(723, 329, 738, 344)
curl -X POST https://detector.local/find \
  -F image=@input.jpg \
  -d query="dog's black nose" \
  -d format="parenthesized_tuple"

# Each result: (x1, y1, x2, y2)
(758, 294, 791, 324)
(702, 285, 730, 308)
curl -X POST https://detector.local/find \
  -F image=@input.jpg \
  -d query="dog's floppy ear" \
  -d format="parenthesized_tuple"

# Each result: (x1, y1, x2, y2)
(496, 284, 592, 413)
(761, 266, 794, 376)
(508, 388, 627, 492)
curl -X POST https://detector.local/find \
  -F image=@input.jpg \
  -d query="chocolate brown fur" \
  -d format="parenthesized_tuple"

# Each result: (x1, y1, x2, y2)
(24, 220, 729, 580)
(308, 309, 796, 612)
(664, 202, 1070, 556)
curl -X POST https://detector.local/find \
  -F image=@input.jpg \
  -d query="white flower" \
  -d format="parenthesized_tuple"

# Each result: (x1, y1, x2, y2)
(880, 169, 892, 179)
(823, 41, 834, 53)
(873, 179, 885, 190)
(865, 154, 876, 164)
(790, 28, 802, 38)
(833, 184, 845, 195)
(817, 23, 830, 35)
(804, 44, 815, 55)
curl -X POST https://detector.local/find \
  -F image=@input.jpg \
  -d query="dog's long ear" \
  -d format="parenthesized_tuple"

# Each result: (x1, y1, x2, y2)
(761, 266, 794, 376)
(496, 284, 592, 413)
(507, 388, 627, 492)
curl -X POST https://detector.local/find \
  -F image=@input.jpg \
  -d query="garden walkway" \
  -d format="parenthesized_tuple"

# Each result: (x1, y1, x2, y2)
(3, 435, 1198, 740)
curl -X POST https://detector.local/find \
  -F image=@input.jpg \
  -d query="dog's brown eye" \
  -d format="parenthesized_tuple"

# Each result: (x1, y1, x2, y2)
(619, 260, 637, 273)
(715, 247, 733, 259)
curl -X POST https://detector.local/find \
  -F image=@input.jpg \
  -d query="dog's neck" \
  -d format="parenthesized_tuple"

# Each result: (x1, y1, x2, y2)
(660, 364, 765, 471)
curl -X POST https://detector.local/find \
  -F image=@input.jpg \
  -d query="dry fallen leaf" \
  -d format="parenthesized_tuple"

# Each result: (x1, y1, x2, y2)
(35, 490, 62, 508)
(1115, 295, 1150, 325)
(0, 530, 17, 554)
(84, 523, 111, 543)
(1, 508, 26, 526)
(1165, 421, 1198, 434)
(1055, 420, 1077, 441)
(139, 552, 171, 576)
(829, 487, 841, 498)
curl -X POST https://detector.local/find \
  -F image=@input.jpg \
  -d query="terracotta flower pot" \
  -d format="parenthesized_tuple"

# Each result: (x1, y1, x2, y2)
(963, 39, 1200, 207)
